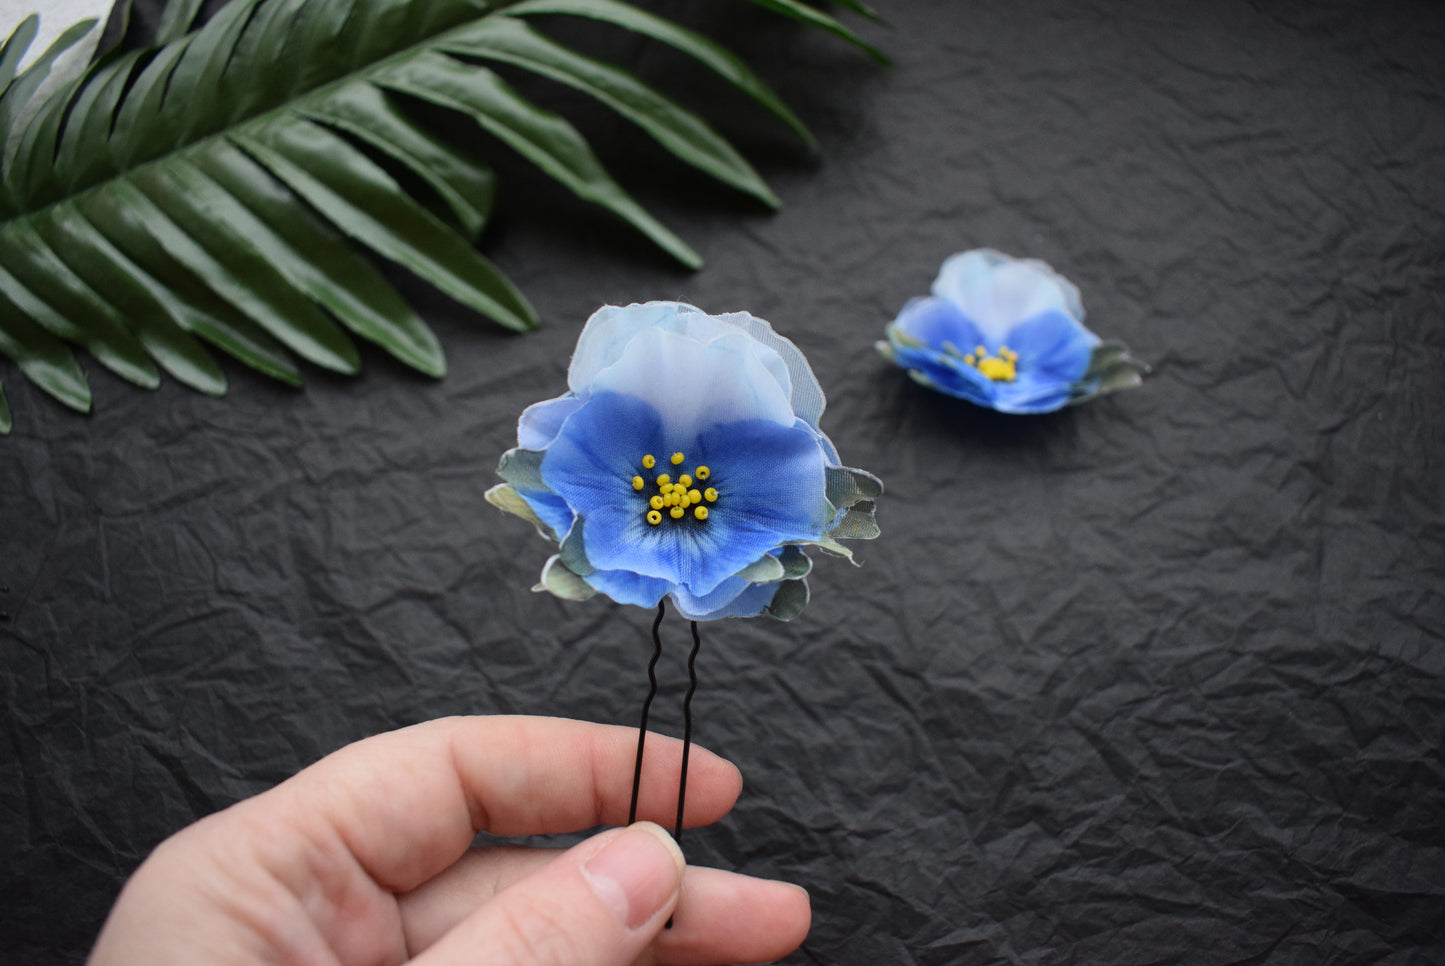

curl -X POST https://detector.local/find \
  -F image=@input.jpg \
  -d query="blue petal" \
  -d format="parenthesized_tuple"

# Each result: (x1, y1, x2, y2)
(540, 391, 831, 596)
(889, 340, 995, 406)
(514, 486, 576, 542)
(673, 576, 783, 620)
(580, 568, 787, 620)
(518, 395, 584, 450)
(886, 301, 997, 405)
(990, 309, 1101, 414)
(1007, 309, 1099, 382)
(933, 249, 1084, 342)
(892, 296, 984, 354)
(580, 567, 671, 610)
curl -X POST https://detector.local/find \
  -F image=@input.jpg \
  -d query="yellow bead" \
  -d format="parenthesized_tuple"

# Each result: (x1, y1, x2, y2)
(678, 474, 692, 488)
(647, 509, 662, 525)
(656, 474, 671, 487)
(667, 492, 679, 506)
(642, 454, 656, 469)
(694, 506, 708, 521)
(671, 452, 685, 465)
(688, 489, 702, 503)
(964, 354, 976, 366)
(678, 494, 691, 509)
(659, 483, 673, 495)
(976, 345, 986, 356)
(669, 506, 684, 519)
(649, 495, 664, 510)
(704, 487, 718, 502)
(695, 466, 710, 480)
(632, 476, 644, 490)
(976, 355, 1016, 382)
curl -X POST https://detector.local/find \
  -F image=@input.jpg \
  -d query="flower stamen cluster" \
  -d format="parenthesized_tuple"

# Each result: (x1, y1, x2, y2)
(634, 451, 717, 525)
(962, 344, 1018, 382)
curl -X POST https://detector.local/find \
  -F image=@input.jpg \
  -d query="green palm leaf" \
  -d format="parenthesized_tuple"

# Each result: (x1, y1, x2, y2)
(0, 0, 878, 434)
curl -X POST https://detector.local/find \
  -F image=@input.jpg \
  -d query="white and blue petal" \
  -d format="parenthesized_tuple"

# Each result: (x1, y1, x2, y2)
(569, 301, 828, 432)
(932, 249, 1084, 340)
(590, 328, 797, 434)
(517, 395, 584, 450)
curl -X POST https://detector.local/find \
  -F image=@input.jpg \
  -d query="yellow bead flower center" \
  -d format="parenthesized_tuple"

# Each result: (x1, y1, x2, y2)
(635, 453, 717, 526)
(963, 344, 1018, 382)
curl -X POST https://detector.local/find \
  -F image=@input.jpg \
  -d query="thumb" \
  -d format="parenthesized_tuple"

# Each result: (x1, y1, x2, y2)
(412, 822, 685, 966)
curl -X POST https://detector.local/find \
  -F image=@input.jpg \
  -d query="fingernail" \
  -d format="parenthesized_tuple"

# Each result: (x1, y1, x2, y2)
(582, 822, 684, 930)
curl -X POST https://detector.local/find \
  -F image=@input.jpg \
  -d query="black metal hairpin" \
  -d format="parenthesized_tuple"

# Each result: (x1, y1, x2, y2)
(626, 598, 703, 929)
(628, 598, 703, 843)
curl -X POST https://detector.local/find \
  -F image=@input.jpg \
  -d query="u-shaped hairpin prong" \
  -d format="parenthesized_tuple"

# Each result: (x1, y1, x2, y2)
(628, 600, 667, 826)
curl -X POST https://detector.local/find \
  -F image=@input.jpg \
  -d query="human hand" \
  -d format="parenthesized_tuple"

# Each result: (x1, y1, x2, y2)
(88, 715, 810, 965)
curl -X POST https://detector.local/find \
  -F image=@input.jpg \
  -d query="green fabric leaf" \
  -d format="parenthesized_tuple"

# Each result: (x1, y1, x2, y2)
(510, 0, 816, 149)
(0, 18, 98, 192)
(826, 0, 885, 24)
(0, 295, 91, 413)
(777, 544, 813, 579)
(826, 464, 884, 510)
(497, 448, 549, 492)
(742, 0, 888, 64)
(534, 555, 598, 601)
(0, 226, 160, 388)
(86, 176, 360, 374)
(62, 195, 303, 387)
(162, 0, 264, 149)
(559, 515, 595, 576)
(31, 202, 227, 396)
(439, 16, 781, 208)
(302, 82, 496, 240)
(111, 37, 191, 168)
(376, 52, 700, 268)
(765, 578, 809, 621)
(157, 0, 208, 44)
(1068, 342, 1148, 403)
(0, 16, 39, 95)
(486, 482, 562, 542)
(235, 116, 538, 332)
(829, 500, 880, 540)
(184, 141, 447, 377)
(735, 552, 787, 583)
(54, 50, 146, 195)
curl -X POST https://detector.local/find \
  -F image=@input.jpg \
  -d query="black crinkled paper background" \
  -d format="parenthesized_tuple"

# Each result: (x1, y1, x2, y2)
(4, 1, 1444, 962)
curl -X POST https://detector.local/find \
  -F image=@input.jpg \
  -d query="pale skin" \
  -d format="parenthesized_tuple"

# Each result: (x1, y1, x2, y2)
(88, 716, 811, 966)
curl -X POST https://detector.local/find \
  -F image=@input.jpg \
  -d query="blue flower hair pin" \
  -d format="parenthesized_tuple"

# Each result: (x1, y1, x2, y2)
(877, 249, 1148, 413)
(488, 301, 882, 849)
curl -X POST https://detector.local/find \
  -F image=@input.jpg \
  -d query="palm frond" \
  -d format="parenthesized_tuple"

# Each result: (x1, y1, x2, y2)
(0, 0, 878, 434)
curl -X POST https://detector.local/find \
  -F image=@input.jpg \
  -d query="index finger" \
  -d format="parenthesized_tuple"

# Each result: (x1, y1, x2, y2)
(247, 715, 742, 893)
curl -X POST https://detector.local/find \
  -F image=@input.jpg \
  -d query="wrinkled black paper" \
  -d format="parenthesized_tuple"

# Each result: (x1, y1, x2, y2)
(3, 1, 1443, 962)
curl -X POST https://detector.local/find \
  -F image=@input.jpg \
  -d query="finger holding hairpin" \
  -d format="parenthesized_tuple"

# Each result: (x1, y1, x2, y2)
(402, 847, 811, 966)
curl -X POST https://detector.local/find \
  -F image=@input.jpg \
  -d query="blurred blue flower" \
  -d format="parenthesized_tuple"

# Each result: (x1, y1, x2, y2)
(489, 301, 881, 621)
(877, 249, 1146, 413)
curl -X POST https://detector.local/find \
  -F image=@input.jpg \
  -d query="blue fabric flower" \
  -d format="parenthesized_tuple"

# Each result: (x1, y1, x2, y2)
(489, 301, 882, 621)
(877, 249, 1147, 413)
